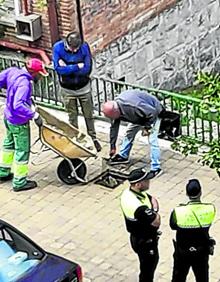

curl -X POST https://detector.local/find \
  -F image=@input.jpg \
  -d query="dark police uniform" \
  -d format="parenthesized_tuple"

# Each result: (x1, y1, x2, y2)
(170, 201, 216, 282)
(121, 187, 160, 282)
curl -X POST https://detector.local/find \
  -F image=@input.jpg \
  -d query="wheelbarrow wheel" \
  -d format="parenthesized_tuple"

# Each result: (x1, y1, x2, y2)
(57, 158, 87, 185)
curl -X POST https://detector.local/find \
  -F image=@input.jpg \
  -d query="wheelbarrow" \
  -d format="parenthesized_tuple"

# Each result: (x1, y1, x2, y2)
(33, 106, 97, 185)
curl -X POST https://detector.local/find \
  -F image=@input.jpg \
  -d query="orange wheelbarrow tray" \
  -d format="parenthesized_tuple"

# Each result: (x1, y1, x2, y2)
(35, 106, 97, 185)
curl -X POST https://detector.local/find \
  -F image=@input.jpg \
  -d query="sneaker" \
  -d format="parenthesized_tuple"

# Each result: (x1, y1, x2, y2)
(109, 154, 129, 165)
(93, 139, 102, 152)
(13, 180, 37, 192)
(0, 173, 13, 182)
(150, 168, 163, 178)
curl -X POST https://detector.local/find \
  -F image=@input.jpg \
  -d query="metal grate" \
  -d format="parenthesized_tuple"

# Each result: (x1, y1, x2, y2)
(93, 169, 128, 189)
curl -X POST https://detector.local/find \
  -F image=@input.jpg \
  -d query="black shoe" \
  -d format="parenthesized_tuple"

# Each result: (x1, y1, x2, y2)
(13, 180, 37, 192)
(109, 154, 129, 165)
(0, 173, 13, 182)
(93, 139, 102, 152)
(150, 168, 163, 178)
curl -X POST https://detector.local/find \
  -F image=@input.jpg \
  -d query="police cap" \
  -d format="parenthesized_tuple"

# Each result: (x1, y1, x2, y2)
(128, 168, 154, 184)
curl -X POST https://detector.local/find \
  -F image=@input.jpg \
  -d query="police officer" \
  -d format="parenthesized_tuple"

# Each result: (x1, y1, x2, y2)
(120, 168, 161, 282)
(170, 179, 216, 282)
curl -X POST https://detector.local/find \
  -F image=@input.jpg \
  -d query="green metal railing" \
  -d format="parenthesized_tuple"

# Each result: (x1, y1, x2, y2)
(91, 76, 220, 144)
(0, 54, 219, 144)
(0, 55, 64, 110)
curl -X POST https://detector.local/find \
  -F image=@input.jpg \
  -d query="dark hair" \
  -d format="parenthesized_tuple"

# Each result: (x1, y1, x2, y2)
(186, 179, 201, 198)
(66, 32, 82, 49)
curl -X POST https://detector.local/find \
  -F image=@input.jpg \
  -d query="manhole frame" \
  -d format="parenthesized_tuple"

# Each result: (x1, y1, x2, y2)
(92, 169, 129, 189)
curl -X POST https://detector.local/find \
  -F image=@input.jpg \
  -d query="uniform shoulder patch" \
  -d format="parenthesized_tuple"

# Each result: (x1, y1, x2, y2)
(144, 208, 153, 216)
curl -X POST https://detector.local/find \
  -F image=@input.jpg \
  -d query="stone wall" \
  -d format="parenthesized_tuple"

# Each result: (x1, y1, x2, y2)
(93, 0, 220, 90)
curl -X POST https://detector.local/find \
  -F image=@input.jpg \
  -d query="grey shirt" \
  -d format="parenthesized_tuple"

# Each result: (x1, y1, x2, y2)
(110, 90, 163, 149)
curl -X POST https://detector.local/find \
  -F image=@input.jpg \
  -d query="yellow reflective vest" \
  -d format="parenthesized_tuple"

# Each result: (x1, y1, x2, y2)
(121, 188, 152, 220)
(121, 188, 157, 237)
(174, 202, 216, 229)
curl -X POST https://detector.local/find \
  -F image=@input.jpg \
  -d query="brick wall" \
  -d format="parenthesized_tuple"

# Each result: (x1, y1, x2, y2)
(56, 0, 77, 39)
(81, 0, 177, 52)
(24, 0, 177, 53)
(0, 0, 177, 57)
(30, 0, 52, 50)
(30, 0, 77, 51)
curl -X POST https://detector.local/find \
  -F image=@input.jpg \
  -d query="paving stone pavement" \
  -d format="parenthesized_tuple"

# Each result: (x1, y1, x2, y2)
(0, 103, 219, 282)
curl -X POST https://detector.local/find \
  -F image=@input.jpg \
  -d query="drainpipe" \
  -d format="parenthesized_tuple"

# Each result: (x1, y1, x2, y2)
(48, 0, 60, 44)
(0, 40, 51, 65)
(75, 0, 84, 41)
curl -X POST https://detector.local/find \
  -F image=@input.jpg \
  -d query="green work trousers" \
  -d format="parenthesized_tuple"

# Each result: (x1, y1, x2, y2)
(0, 119, 30, 188)
(61, 84, 96, 140)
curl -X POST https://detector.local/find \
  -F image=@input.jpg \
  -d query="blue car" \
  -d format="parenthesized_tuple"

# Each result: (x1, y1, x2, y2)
(0, 220, 82, 282)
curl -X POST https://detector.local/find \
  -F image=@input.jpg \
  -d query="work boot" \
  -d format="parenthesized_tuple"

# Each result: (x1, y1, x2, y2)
(13, 180, 37, 192)
(93, 139, 102, 152)
(109, 154, 129, 165)
(0, 173, 13, 182)
(149, 168, 163, 178)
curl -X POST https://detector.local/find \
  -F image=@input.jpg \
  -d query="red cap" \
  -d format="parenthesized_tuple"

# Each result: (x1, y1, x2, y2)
(26, 58, 49, 76)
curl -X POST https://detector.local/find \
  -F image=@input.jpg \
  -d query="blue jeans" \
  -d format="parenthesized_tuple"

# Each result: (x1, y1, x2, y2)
(119, 119, 161, 171)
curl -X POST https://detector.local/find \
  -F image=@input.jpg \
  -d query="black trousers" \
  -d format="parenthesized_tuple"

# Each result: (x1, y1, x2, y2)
(171, 248, 209, 282)
(130, 235, 159, 282)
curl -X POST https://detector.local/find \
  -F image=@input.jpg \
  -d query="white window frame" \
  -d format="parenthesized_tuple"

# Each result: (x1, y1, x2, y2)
(0, 0, 21, 27)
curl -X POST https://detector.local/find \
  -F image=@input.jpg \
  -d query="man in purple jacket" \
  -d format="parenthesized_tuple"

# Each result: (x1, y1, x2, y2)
(0, 58, 48, 191)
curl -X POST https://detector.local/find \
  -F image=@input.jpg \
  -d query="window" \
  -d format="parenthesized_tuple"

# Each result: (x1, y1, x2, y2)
(0, 225, 44, 281)
(0, 0, 18, 26)
(0, 226, 44, 260)
(0, 0, 14, 15)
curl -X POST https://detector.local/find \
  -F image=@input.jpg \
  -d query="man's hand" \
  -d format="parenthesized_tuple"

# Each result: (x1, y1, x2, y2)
(78, 63, 84, 69)
(58, 59, 66, 67)
(34, 113, 43, 127)
(109, 148, 116, 157)
(151, 213, 161, 228)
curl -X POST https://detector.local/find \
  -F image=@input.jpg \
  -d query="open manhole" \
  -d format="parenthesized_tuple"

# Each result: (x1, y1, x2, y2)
(93, 169, 129, 189)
